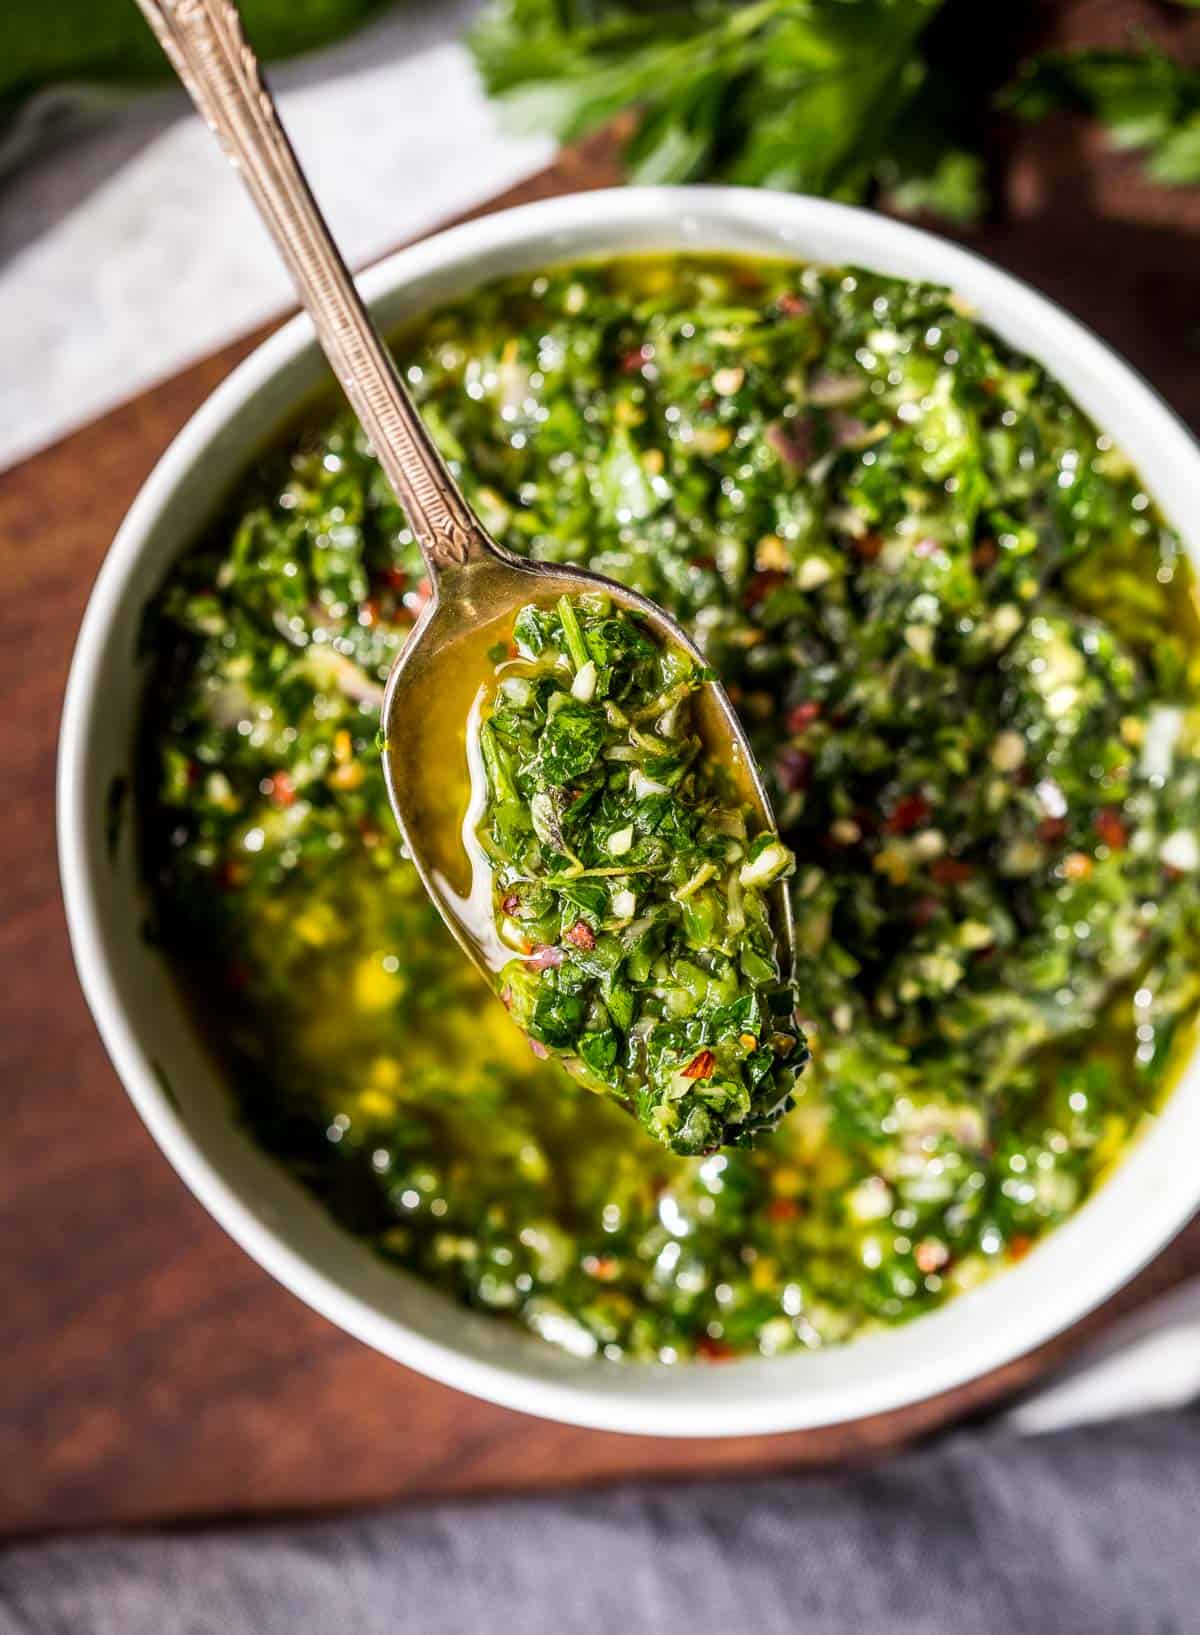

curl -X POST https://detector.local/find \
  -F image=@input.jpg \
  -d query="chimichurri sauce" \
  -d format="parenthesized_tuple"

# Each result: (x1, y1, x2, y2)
(139, 256, 1200, 1364)
(474, 593, 803, 1155)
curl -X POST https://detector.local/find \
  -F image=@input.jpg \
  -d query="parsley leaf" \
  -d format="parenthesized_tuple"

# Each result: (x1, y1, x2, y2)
(534, 700, 606, 784)
(1005, 43, 1200, 187)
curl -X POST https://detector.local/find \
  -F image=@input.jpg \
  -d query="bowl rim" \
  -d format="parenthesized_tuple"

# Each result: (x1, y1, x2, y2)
(58, 184, 1200, 1438)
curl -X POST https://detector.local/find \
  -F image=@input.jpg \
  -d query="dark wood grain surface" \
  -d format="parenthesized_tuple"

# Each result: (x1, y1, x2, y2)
(3, 0, 1199, 1542)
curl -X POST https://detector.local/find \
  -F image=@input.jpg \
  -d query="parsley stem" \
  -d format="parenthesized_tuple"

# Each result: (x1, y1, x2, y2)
(479, 719, 518, 805)
(556, 593, 592, 673)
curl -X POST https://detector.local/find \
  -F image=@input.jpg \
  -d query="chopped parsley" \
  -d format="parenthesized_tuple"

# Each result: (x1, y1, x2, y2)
(475, 593, 802, 1154)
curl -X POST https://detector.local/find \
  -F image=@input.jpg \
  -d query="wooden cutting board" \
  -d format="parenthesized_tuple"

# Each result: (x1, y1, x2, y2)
(3, 2, 1200, 1540)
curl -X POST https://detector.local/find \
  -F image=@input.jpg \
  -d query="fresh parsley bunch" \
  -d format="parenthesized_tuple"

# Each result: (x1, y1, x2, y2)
(470, 0, 1200, 222)
(469, 0, 985, 223)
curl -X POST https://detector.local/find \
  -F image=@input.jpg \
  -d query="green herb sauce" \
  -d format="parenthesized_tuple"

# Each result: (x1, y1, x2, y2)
(475, 593, 803, 1155)
(139, 255, 1200, 1364)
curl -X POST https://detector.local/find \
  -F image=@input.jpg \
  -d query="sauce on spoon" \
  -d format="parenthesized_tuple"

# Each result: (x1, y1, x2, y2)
(460, 593, 805, 1155)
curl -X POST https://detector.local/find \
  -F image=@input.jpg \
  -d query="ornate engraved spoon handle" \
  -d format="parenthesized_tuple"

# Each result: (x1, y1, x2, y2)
(133, 0, 489, 575)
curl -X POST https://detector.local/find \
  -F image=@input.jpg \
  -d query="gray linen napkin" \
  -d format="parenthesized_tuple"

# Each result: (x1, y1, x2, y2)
(3, 1410, 1198, 1635)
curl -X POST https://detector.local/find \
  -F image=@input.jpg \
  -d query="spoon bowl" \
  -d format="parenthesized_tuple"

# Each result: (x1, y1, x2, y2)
(380, 538, 795, 990)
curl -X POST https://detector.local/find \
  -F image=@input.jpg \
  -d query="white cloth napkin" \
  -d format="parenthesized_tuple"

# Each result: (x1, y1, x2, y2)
(0, 0, 549, 472)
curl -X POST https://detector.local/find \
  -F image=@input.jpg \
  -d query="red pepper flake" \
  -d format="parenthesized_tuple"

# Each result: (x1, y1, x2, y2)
(501, 892, 521, 916)
(564, 920, 597, 952)
(682, 1049, 716, 1081)
(1038, 816, 1069, 845)
(914, 1239, 950, 1275)
(696, 1337, 735, 1362)
(619, 345, 651, 375)
(884, 793, 931, 834)
(911, 894, 941, 928)
(776, 292, 810, 316)
(1008, 1234, 1035, 1262)
(266, 771, 296, 808)
(776, 747, 812, 793)
(854, 532, 884, 561)
(383, 566, 408, 591)
(765, 418, 813, 470)
(528, 945, 564, 971)
(767, 1197, 799, 1223)
(583, 1255, 620, 1282)
(830, 412, 870, 450)
(743, 569, 789, 608)
(972, 538, 998, 572)
(787, 700, 822, 734)
(930, 858, 974, 886)
(1095, 808, 1129, 850)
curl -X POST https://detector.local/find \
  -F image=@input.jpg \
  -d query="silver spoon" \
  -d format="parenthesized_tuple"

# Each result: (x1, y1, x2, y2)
(135, 0, 793, 986)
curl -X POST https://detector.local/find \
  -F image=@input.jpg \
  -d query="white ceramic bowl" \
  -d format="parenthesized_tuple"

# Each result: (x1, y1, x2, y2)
(60, 187, 1200, 1437)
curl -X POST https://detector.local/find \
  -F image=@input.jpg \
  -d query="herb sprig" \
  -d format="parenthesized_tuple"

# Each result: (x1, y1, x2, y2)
(1006, 41, 1200, 187)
